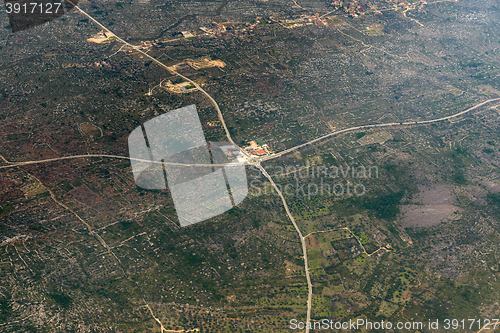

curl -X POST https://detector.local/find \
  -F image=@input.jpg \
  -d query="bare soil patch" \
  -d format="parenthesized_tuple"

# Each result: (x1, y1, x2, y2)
(80, 123, 101, 139)
(305, 234, 319, 249)
(69, 185, 118, 212)
(402, 185, 462, 228)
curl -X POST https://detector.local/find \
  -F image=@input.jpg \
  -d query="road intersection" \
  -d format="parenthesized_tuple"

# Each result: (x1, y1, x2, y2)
(3, 2, 500, 330)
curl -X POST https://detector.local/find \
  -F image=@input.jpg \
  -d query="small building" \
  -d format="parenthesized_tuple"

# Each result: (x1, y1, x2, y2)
(181, 31, 195, 38)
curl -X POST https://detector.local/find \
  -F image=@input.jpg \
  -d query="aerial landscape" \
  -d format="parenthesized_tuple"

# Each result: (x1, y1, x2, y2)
(1, 0, 500, 331)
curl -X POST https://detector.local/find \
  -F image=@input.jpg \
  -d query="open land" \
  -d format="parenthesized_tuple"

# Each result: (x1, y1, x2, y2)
(1, 0, 500, 331)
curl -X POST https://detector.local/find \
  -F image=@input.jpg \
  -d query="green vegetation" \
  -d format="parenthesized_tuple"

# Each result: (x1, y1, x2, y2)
(71, 178, 84, 187)
(487, 192, 500, 206)
(482, 147, 494, 154)
(362, 191, 404, 219)
(48, 292, 72, 308)
(486, 192, 500, 218)
(356, 132, 366, 139)
(452, 171, 467, 185)
(38, 191, 51, 198)
(355, 253, 367, 264)
(28, 223, 44, 232)
(2, 1, 500, 331)
(6, 133, 29, 141)
(0, 299, 10, 322)
(59, 181, 74, 191)
(0, 202, 14, 217)
(328, 191, 404, 220)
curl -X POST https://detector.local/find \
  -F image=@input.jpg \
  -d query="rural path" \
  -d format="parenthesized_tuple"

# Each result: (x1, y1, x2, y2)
(260, 98, 500, 163)
(3, 2, 500, 330)
(256, 164, 313, 330)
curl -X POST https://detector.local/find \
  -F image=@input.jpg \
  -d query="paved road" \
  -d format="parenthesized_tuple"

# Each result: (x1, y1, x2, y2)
(4, 5, 500, 331)
(260, 98, 500, 163)
(257, 164, 313, 330)
(72, 3, 237, 148)
(0, 154, 233, 170)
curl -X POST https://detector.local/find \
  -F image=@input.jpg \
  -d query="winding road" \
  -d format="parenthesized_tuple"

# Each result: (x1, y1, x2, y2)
(257, 164, 313, 328)
(3, 2, 500, 331)
(0, 154, 234, 170)
(260, 98, 500, 163)
(71, 3, 237, 148)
